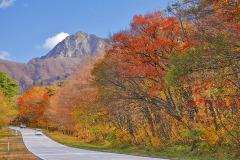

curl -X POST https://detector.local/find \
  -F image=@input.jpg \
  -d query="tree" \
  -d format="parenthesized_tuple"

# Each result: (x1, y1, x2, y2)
(91, 11, 197, 146)
(167, 0, 240, 153)
(47, 66, 95, 134)
(0, 90, 18, 127)
(18, 87, 45, 126)
(0, 71, 20, 100)
(205, 0, 240, 23)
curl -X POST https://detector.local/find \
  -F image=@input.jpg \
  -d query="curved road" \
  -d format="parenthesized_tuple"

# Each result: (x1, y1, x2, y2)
(10, 126, 167, 160)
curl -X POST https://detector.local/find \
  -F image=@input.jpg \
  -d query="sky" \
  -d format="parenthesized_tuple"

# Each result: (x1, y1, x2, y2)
(0, 0, 171, 63)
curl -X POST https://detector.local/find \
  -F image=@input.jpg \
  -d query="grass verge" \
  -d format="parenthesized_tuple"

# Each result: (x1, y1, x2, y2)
(0, 128, 39, 160)
(43, 130, 222, 160)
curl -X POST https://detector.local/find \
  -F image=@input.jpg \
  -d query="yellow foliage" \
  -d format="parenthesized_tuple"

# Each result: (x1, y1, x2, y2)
(0, 91, 17, 126)
(151, 137, 162, 147)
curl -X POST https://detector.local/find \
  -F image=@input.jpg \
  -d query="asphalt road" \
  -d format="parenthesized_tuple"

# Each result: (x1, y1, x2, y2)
(10, 126, 168, 160)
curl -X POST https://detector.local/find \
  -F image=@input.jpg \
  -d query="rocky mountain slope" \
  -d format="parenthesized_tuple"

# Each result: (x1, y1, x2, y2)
(0, 31, 111, 93)
(40, 31, 110, 59)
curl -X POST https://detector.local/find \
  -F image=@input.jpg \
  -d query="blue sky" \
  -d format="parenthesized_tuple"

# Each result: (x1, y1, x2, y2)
(0, 0, 171, 63)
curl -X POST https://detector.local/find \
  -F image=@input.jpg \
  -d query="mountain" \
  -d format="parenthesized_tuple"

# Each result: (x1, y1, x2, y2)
(0, 31, 111, 93)
(40, 31, 110, 59)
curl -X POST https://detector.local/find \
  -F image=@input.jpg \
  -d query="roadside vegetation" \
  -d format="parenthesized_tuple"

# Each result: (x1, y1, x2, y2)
(0, 71, 20, 128)
(1, 0, 238, 159)
(0, 128, 39, 160)
(43, 129, 221, 160)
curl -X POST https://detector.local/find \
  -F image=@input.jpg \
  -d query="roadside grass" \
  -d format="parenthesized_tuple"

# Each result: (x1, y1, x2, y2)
(0, 128, 39, 160)
(43, 130, 223, 160)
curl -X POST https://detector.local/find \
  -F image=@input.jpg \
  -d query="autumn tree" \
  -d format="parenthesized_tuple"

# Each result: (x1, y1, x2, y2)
(46, 65, 95, 134)
(18, 87, 45, 126)
(167, 0, 240, 154)
(91, 11, 197, 147)
(92, 5, 240, 155)
(0, 90, 18, 127)
(0, 71, 19, 127)
(206, 0, 240, 22)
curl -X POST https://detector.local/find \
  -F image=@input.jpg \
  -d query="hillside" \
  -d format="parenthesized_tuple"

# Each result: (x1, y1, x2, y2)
(0, 31, 111, 93)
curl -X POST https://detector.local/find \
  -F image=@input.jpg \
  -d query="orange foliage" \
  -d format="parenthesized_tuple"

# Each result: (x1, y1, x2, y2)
(18, 87, 45, 126)
(206, 0, 240, 22)
(107, 11, 193, 96)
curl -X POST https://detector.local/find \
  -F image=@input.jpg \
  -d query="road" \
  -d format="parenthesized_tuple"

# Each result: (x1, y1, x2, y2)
(10, 126, 168, 160)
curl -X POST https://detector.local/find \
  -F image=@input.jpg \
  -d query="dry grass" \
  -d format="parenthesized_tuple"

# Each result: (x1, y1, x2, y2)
(0, 128, 39, 160)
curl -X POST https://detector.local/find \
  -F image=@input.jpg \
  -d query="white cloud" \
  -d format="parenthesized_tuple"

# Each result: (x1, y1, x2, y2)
(0, 0, 15, 9)
(41, 32, 69, 50)
(0, 51, 10, 60)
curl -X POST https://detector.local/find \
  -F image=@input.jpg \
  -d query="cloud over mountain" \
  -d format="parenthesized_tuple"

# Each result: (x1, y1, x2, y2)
(41, 32, 69, 50)
(0, 50, 10, 60)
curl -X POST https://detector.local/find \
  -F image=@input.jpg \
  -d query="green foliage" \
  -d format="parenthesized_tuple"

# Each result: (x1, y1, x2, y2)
(166, 145, 192, 154)
(0, 71, 20, 99)
(165, 48, 199, 88)
(106, 130, 117, 142)
(65, 73, 70, 78)
(182, 128, 203, 140)
(172, 2, 179, 7)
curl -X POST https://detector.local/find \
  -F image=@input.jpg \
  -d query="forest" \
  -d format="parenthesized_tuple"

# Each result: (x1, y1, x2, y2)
(0, 0, 239, 159)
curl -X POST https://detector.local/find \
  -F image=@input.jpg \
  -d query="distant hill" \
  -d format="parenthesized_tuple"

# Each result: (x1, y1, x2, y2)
(0, 31, 111, 93)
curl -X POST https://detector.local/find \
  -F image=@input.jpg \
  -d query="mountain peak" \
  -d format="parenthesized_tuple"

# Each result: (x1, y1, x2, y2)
(39, 31, 109, 60)
(0, 30, 112, 93)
